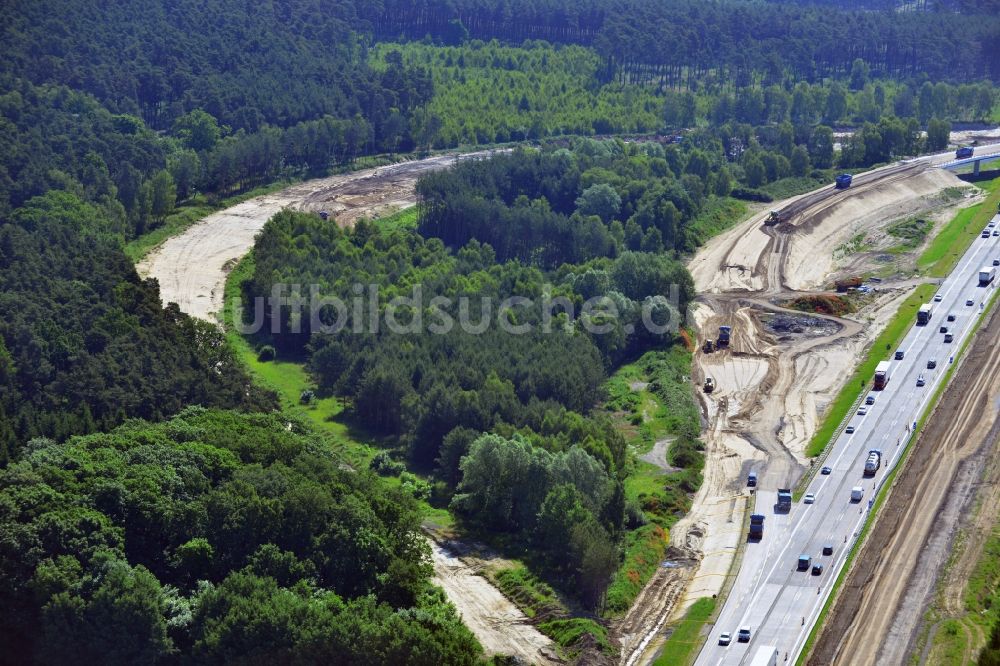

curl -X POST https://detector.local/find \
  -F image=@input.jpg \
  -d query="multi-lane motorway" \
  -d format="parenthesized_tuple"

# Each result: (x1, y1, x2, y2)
(695, 209, 1000, 665)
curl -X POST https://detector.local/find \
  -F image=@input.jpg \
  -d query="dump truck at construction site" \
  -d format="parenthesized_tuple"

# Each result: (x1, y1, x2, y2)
(717, 325, 732, 347)
(749, 514, 765, 541)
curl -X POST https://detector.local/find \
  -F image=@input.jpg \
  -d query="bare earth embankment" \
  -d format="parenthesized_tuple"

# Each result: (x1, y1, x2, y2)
(137, 153, 490, 321)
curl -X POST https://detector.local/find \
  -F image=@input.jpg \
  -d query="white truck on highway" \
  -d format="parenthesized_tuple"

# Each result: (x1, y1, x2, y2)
(749, 645, 779, 666)
(980, 266, 996, 285)
(917, 303, 933, 325)
(874, 360, 891, 390)
(851, 486, 864, 502)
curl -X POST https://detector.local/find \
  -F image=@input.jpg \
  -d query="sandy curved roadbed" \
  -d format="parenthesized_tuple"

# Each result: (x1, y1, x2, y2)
(137, 153, 491, 321)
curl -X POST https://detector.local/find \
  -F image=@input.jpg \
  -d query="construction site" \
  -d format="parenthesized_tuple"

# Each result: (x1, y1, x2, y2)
(139, 138, 1000, 666)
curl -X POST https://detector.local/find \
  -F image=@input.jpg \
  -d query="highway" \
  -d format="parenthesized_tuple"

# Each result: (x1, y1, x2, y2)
(695, 209, 1000, 665)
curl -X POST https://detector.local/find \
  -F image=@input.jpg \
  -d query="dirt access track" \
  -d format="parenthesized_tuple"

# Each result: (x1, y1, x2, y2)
(807, 302, 1000, 666)
(622, 159, 978, 666)
(137, 152, 496, 322)
(137, 151, 557, 664)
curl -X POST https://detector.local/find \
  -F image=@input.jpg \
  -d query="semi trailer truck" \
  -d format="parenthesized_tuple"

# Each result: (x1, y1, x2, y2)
(749, 645, 779, 666)
(917, 304, 932, 325)
(980, 266, 996, 285)
(874, 360, 891, 390)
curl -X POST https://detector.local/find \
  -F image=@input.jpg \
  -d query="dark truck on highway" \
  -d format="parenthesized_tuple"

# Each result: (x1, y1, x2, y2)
(775, 488, 792, 512)
(835, 173, 853, 189)
(749, 514, 765, 541)
(956, 146, 974, 159)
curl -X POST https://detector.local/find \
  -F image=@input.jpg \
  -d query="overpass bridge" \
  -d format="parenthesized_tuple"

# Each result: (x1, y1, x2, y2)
(937, 144, 1000, 175)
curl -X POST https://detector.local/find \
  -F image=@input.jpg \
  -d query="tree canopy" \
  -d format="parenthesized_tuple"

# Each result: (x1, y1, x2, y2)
(0, 408, 482, 665)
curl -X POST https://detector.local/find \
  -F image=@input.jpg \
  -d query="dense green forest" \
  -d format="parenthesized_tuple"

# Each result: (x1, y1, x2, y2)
(2, 0, 996, 238)
(3, 0, 1000, 660)
(369, 0, 1000, 83)
(0, 190, 274, 464)
(0, 0, 431, 134)
(0, 408, 482, 665)
(371, 42, 664, 144)
(374, 40, 997, 150)
(242, 140, 707, 615)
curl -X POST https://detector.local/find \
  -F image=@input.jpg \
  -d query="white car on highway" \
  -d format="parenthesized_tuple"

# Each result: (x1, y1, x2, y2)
(804, 493, 816, 504)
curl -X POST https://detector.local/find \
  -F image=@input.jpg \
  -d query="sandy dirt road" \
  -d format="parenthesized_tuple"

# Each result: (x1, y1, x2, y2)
(137, 152, 495, 322)
(431, 541, 559, 665)
(137, 151, 555, 663)
(807, 300, 1000, 666)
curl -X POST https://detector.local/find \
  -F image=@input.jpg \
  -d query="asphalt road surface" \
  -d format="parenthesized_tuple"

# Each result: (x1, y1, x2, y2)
(695, 210, 1000, 666)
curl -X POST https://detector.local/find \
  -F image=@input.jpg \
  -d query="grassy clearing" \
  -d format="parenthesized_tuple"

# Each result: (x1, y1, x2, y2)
(537, 618, 614, 656)
(125, 181, 294, 262)
(885, 216, 931, 254)
(604, 346, 702, 617)
(652, 597, 717, 666)
(918, 177, 1000, 278)
(612, 348, 703, 528)
(221, 252, 378, 468)
(375, 206, 419, 231)
(761, 175, 830, 200)
(687, 197, 750, 245)
(490, 566, 568, 620)
(605, 524, 669, 616)
(805, 283, 935, 457)
(834, 232, 869, 258)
